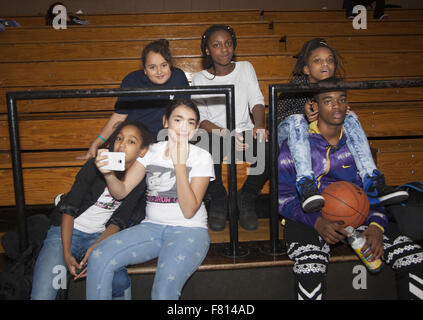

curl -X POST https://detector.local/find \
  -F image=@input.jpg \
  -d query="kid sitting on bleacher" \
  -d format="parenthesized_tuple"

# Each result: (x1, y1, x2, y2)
(192, 24, 269, 232)
(278, 78, 423, 300)
(31, 121, 154, 300)
(80, 39, 189, 160)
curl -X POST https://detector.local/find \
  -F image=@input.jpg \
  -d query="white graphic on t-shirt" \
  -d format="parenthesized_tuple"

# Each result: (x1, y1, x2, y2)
(146, 165, 192, 203)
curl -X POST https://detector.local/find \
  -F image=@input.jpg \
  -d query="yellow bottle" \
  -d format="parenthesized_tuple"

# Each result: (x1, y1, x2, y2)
(345, 226, 383, 273)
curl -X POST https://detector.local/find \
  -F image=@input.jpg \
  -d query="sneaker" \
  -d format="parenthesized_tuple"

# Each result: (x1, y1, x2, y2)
(296, 177, 325, 213)
(375, 14, 389, 20)
(363, 169, 409, 206)
(237, 189, 258, 231)
(207, 193, 228, 231)
(54, 193, 64, 206)
(69, 15, 90, 25)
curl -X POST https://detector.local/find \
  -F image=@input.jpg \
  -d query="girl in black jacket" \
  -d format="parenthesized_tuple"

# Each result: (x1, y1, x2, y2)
(31, 121, 154, 300)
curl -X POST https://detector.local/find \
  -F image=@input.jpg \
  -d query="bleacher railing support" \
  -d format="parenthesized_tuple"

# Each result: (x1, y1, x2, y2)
(6, 85, 246, 257)
(268, 78, 423, 255)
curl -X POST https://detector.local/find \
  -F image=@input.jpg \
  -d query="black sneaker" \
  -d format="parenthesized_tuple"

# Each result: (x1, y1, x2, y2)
(375, 13, 389, 20)
(237, 189, 258, 231)
(207, 193, 228, 231)
(296, 176, 325, 213)
(69, 15, 90, 25)
(363, 170, 409, 206)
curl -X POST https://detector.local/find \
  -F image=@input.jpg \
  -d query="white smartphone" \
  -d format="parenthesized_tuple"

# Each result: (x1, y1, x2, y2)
(100, 152, 126, 171)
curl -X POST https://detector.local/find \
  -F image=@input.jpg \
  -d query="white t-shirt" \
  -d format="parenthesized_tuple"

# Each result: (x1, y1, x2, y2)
(74, 188, 121, 234)
(192, 61, 265, 133)
(137, 141, 215, 229)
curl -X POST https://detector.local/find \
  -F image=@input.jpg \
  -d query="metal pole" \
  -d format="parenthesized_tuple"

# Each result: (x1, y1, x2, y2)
(226, 86, 240, 257)
(267, 85, 284, 255)
(6, 94, 28, 252)
(6, 85, 239, 254)
(221, 86, 249, 258)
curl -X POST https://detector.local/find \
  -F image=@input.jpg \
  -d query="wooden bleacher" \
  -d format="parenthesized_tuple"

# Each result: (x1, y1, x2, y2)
(7, 9, 262, 27)
(0, 8, 422, 208)
(261, 8, 423, 21)
(1, 10, 423, 298)
(8, 8, 423, 27)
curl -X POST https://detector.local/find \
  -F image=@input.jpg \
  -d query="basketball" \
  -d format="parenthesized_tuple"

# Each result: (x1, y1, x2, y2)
(321, 181, 370, 228)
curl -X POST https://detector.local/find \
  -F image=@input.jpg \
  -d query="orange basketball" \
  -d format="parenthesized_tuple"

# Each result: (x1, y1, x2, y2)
(321, 181, 370, 228)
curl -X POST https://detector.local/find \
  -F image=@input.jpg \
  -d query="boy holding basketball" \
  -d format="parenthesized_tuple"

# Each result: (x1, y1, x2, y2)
(278, 77, 423, 300)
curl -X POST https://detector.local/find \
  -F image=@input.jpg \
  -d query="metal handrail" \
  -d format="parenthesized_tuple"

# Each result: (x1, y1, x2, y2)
(6, 85, 243, 256)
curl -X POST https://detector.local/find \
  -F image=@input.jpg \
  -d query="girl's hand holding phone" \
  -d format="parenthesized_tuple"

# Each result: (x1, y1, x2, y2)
(95, 148, 114, 175)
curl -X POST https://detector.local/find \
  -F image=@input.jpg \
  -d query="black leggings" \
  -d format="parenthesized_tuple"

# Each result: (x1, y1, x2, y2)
(284, 219, 423, 300)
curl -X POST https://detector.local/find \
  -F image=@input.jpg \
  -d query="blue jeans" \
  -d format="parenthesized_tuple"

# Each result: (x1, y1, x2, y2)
(278, 114, 314, 180)
(86, 222, 210, 300)
(31, 225, 130, 300)
(278, 112, 376, 181)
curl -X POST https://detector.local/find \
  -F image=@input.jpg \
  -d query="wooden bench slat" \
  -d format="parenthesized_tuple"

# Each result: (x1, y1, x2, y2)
(376, 151, 423, 186)
(354, 102, 423, 137)
(273, 20, 423, 36)
(0, 117, 108, 150)
(0, 36, 283, 63)
(0, 55, 291, 88)
(263, 8, 423, 21)
(2, 52, 423, 89)
(0, 151, 84, 169)
(0, 21, 272, 43)
(369, 138, 423, 153)
(0, 167, 79, 206)
(284, 34, 423, 53)
(7, 9, 261, 27)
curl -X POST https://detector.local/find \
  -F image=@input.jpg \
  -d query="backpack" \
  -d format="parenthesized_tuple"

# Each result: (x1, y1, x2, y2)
(386, 182, 423, 241)
(0, 214, 51, 299)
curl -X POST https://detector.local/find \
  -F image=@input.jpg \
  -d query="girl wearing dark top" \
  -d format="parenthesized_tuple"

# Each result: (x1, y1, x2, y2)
(31, 121, 154, 300)
(80, 39, 189, 160)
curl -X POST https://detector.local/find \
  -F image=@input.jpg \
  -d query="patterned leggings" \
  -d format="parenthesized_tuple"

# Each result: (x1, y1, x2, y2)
(284, 219, 423, 300)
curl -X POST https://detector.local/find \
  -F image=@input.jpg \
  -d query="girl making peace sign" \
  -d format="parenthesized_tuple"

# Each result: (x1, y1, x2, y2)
(86, 99, 214, 299)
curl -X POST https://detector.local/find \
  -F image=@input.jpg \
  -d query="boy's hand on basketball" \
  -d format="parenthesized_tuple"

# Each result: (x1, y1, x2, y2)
(305, 101, 318, 122)
(361, 225, 384, 261)
(314, 216, 349, 244)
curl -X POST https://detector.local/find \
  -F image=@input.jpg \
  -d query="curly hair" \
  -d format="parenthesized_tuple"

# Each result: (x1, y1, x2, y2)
(291, 38, 345, 79)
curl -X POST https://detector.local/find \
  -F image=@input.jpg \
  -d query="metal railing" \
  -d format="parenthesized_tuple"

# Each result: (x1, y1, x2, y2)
(7, 78, 423, 259)
(6, 85, 245, 257)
